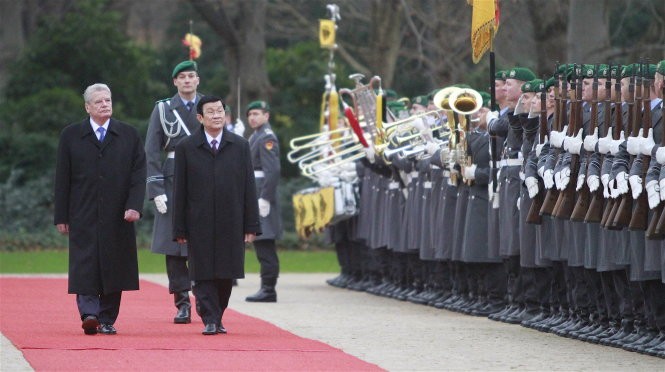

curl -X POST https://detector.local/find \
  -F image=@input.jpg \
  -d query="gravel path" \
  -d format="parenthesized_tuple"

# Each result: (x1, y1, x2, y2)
(2, 273, 663, 371)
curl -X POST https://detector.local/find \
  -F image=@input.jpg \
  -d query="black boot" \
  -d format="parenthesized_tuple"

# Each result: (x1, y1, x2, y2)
(246, 278, 277, 302)
(173, 291, 191, 324)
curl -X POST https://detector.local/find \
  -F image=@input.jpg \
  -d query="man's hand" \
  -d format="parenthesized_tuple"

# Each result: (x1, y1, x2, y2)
(565, 128, 583, 155)
(484, 110, 499, 126)
(587, 175, 600, 192)
(364, 145, 376, 163)
(535, 135, 548, 157)
(176, 237, 187, 244)
(615, 171, 629, 196)
(56, 223, 69, 235)
(647, 180, 660, 209)
(583, 127, 598, 152)
(629, 174, 643, 199)
(463, 164, 477, 180)
(154, 194, 168, 214)
(576, 173, 585, 191)
(598, 131, 613, 154)
(525, 176, 539, 198)
(245, 233, 256, 243)
(609, 132, 625, 156)
(124, 209, 140, 222)
(656, 147, 665, 165)
(425, 141, 440, 156)
(640, 128, 656, 156)
(258, 198, 270, 217)
(626, 130, 642, 155)
(234, 119, 246, 137)
(550, 126, 568, 149)
(544, 169, 554, 189)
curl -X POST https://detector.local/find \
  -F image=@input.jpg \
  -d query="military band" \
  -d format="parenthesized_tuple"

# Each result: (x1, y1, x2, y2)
(321, 60, 665, 358)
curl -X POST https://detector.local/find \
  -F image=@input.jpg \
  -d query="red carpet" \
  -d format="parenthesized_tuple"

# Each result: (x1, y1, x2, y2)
(0, 277, 382, 371)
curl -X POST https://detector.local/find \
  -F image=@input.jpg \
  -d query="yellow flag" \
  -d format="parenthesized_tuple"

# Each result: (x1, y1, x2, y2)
(470, 0, 499, 64)
(319, 19, 336, 49)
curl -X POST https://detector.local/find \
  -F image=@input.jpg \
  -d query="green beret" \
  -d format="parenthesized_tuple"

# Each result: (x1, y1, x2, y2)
(609, 64, 621, 79)
(495, 70, 507, 81)
(596, 64, 610, 79)
(581, 64, 596, 79)
(479, 91, 491, 108)
(172, 60, 198, 78)
(556, 64, 568, 75)
(521, 79, 542, 93)
(621, 64, 634, 79)
(224, 104, 231, 112)
(384, 89, 398, 99)
(387, 100, 407, 113)
(412, 95, 429, 106)
(657, 60, 665, 75)
(246, 100, 270, 113)
(544, 77, 556, 90)
(507, 67, 536, 82)
(645, 64, 657, 79)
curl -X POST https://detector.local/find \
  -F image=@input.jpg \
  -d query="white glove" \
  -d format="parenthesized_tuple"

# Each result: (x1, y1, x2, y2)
(258, 198, 271, 217)
(550, 126, 568, 149)
(538, 166, 545, 178)
(516, 196, 521, 211)
(609, 132, 625, 156)
(598, 131, 613, 154)
(646, 180, 660, 209)
(640, 128, 655, 156)
(587, 175, 600, 192)
(583, 126, 598, 152)
(439, 147, 451, 164)
(554, 171, 562, 190)
(317, 171, 337, 187)
(656, 147, 665, 165)
(660, 178, 665, 201)
(233, 119, 245, 136)
(154, 194, 168, 214)
(339, 170, 358, 183)
(601, 174, 610, 198)
(615, 171, 629, 196)
(576, 173, 585, 191)
(629, 174, 643, 199)
(544, 169, 554, 189)
(463, 164, 477, 180)
(425, 141, 440, 156)
(485, 110, 499, 126)
(558, 167, 571, 190)
(519, 171, 525, 181)
(525, 176, 539, 198)
(535, 135, 548, 157)
(564, 128, 583, 155)
(365, 146, 376, 163)
(626, 129, 642, 156)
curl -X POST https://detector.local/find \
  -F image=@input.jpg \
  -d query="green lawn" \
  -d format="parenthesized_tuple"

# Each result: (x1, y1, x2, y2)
(0, 249, 339, 274)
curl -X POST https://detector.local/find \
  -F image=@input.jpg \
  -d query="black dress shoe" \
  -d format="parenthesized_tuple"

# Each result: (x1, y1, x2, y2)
(217, 322, 227, 334)
(174, 306, 191, 324)
(82, 315, 99, 335)
(98, 324, 117, 335)
(202, 324, 218, 335)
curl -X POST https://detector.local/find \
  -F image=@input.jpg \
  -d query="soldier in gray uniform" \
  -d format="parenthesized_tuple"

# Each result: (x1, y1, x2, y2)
(246, 100, 283, 302)
(145, 60, 202, 324)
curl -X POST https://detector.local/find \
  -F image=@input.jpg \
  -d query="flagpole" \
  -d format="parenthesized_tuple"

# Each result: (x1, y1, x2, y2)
(188, 20, 194, 61)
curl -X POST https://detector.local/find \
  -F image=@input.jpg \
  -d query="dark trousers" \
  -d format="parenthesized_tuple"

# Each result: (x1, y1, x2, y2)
(76, 292, 122, 325)
(600, 270, 621, 321)
(482, 263, 507, 302)
(521, 267, 551, 310)
(193, 279, 233, 325)
(254, 239, 279, 279)
(584, 268, 605, 320)
(334, 241, 352, 275)
(166, 255, 191, 293)
(550, 261, 569, 311)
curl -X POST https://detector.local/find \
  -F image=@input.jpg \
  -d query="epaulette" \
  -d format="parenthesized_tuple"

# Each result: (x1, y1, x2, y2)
(264, 128, 275, 136)
(155, 98, 170, 104)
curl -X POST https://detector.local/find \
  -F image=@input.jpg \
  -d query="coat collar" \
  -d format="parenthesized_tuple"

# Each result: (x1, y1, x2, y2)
(195, 126, 238, 154)
(79, 117, 119, 150)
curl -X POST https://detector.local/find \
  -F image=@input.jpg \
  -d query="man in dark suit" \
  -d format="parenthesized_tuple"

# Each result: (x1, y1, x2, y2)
(173, 95, 261, 335)
(144, 60, 202, 324)
(54, 83, 146, 335)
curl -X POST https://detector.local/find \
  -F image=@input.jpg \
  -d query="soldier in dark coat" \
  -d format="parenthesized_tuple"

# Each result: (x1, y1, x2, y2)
(54, 83, 146, 335)
(144, 60, 202, 324)
(245, 100, 284, 302)
(173, 96, 261, 335)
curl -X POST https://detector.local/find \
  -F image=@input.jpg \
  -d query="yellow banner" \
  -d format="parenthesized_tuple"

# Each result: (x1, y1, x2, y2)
(319, 19, 336, 49)
(470, 0, 499, 64)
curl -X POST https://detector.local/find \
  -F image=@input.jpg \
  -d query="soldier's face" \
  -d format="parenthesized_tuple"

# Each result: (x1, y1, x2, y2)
(581, 79, 595, 102)
(494, 80, 506, 102)
(173, 71, 200, 95)
(197, 101, 226, 134)
(620, 77, 631, 101)
(85, 90, 113, 123)
(247, 109, 269, 129)
(503, 79, 522, 105)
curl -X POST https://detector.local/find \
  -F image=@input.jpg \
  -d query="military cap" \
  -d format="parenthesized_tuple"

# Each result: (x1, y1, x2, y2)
(521, 79, 542, 93)
(507, 67, 536, 82)
(544, 77, 556, 90)
(580, 64, 597, 78)
(479, 91, 491, 108)
(412, 95, 429, 106)
(495, 70, 507, 81)
(645, 64, 657, 78)
(621, 64, 635, 79)
(384, 89, 398, 99)
(246, 100, 270, 113)
(387, 100, 407, 115)
(596, 64, 610, 79)
(657, 60, 665, 75)
(172, 60, 198, 78)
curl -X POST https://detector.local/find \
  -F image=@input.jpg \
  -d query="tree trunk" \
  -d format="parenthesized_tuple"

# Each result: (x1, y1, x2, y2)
(368, 0, 403, 88)
(567, 0, 610, 62)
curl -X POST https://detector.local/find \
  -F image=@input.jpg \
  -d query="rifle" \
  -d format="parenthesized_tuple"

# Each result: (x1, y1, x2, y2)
(630, 62, 653, 231)
(612, 64, 638, 228)
(540, 64, 565, 216)
(602, 64, 624, 229)
(653, 83, 665, 237)
(571, 65, 599, 221)
(585, 66, 613, 223)
(553, 64, 582, 219)
(526, 77, 549, 224)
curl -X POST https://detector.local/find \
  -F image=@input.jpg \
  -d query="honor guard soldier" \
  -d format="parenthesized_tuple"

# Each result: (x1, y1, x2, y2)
(145, 60, 202, 323)
(246, 100, 283, 302)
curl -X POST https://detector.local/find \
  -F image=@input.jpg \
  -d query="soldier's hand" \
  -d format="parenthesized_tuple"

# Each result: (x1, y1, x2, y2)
(364, 145, 376, 164)
(544, 169, 554, 189)
(646, 180, 660, 209)
(640, 128, 656, 156)
(609, 132, 625, 156)
(124, 209, 140, 222)
(597, 131, 613, 154)
(565, 128, 583, 155)
(463, 164, 476, 180)
(657, 147, 665, 165)
(629, 174, 643, 199)
(234, 119, 246, 137)
(425, 141, 440, 156)
(550, 126, 567, 149)
(626, 130, 642, 156)
(660, 178, 665, 201)
(258, 198, 271, 217)
(525, 176, 539, 198)
(535, 136, 547, 157)
(576, 173, 585, 191)
(587, 175, 600, 192)
(615, 171, 629, 196)
(484, 110, 499, 126)
(154, 194, 168, 214)
(583, 127, 598, 152)
(601, 174, 611, 198)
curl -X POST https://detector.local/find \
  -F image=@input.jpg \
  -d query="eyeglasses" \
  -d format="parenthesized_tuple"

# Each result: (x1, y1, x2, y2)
(204, 109, 225, 116)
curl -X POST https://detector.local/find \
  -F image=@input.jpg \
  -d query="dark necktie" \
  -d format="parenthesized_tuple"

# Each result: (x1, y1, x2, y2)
(186, 101, 194, 111)
(97, 127, 106, 142)
(211, 139, 218, 154)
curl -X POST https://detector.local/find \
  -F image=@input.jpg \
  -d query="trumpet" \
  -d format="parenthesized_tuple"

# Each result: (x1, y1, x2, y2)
(300, 143, 365, 176)
(449, 88, 483, 116)
(289, 126, 355, 150)
(381, 109, 446, 134)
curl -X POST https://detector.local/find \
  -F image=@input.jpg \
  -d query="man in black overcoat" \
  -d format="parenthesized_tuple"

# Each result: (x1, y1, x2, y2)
(173, 95, 261, 335)
(54, 83, 146, 335)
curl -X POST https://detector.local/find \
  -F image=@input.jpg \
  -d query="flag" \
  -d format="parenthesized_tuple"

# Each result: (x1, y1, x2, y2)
(470, 0, 500, 64)
(182, 33, 202, 60)
(319, 19, 336, 49)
